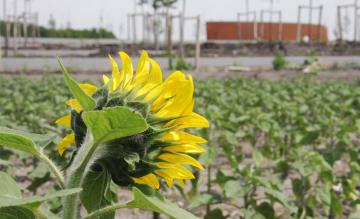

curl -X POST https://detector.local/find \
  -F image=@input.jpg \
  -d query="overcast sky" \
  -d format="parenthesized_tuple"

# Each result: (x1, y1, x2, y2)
(2, 0, 359, 41)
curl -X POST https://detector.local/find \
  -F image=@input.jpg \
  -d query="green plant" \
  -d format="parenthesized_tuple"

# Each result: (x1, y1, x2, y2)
(172, 56, 192, 71)
(272, 51, 288, 70)
(0, 51, 208, 219)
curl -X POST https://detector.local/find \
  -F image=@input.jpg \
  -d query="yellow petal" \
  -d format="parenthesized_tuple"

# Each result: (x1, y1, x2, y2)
(79, 83, 97, 96)
(56, 114, 71, 128)
(148, 59, 163, 85)
(57, 133, 75, 156)
(103, 75, 110, 85)
(156, 163, 195, 179)
(66, 99, 82, 113)
(154, 74, 193, 118)
(164, 144, 206, 154)
(108, 55, 122, 91)
(132, 50, 150, 88)
(132, 173, 160, 189)
(119, 52, 134, 90)
(166, 112, 209, 129)
(158, 153, 204, 170)
(161, 131, 207, 144)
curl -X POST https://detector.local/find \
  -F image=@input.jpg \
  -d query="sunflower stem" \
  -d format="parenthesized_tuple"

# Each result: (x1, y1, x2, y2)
(62, 132, 98, 219)
(84, 203, 127, 219)
(38, 152, 65, 188)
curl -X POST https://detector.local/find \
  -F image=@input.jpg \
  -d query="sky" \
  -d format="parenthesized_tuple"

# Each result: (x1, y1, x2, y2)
(2, 0, 359, 41)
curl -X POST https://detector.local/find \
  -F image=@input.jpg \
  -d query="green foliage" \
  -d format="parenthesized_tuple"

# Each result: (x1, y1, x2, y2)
(272, 51, 288, 70)
(172, 56, 193, 71)
(0, 21, 116, 38)
(0, 75, 360, 218)
(194, 77, 360, 218)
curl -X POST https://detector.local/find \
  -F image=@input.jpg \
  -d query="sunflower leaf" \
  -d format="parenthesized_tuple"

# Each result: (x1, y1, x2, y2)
(82, 106, 148, 144)
(0, 126, 41, 156)
(126, 187, 199, 219)
(58, 58, 96, 111)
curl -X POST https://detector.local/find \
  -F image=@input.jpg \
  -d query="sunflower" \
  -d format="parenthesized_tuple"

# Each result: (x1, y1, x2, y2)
(56, 51, 209, 189)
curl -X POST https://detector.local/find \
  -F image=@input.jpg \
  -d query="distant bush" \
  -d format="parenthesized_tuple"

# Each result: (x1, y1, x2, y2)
(172, 57, 192, 71)
(0, 21, 116, 39)
(272, 51, 288, 70)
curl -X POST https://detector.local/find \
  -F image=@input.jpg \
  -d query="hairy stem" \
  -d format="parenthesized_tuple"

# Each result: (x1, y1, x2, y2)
(62, 132, 97, 219)
(38, 152, 65, 188)
(84, 203, 127, 219)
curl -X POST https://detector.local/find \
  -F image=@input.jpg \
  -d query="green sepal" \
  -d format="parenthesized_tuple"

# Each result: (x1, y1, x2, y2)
(58, 58, 96, 111)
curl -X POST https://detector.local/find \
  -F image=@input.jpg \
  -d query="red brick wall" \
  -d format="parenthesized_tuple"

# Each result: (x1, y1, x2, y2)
(206, 22, 328, 42)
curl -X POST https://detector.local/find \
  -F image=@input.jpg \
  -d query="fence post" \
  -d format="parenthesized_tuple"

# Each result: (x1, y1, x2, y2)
(195, 15, 200, 70)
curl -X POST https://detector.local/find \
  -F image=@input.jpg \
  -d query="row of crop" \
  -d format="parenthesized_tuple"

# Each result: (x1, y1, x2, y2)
(0, 76, 359, 218)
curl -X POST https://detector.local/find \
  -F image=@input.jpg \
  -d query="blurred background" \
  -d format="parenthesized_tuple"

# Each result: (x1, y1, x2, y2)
(1, 0, 360, 75)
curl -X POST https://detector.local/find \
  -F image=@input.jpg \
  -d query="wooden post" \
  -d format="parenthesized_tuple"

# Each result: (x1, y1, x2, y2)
(297, 6, 302, 42)
(195, 15, 200, 70)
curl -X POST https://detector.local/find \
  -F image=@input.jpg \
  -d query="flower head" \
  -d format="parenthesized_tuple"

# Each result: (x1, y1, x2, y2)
(56, 51, 209, 189)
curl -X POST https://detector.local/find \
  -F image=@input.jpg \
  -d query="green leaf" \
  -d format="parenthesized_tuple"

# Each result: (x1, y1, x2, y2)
(0, 206, 36, 219)
(80, 169, 114, 219)
(255, 202, 275, 219)
(0, 172, 22, 201)
(82, 107, 148, 144)
(0, 188, 82, 208)
(0, 127, 41, 156)
(265, 188, 297, 213)
(126, 187, 199, 219)
(252, 149, 264, 167)
(58, 58, 96, 111)
(224, 180, 252, 199)
(189, 193, 222, 208)
(204, 208, 226, 219)
(330, 191, 342, 216)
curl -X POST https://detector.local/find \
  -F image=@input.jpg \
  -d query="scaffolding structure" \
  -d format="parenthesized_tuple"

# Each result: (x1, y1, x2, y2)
(337, 0, 359, 42)
(259, 10, 282, 41)
(237, 11, 257, 42)
(2, 0, 39, 57)
(297, 0, 324, 43)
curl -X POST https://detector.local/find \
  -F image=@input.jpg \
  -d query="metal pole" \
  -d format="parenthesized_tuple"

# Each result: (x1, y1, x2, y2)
(355, 0, 358, 41)
(337, 6, 343, 41)
(279, 12, 283, 41)
(127, 14, 131, 41)
(317, 6, 323, 42)
(308, 0, 313, 42)
(167, 14, 173, 68)
(195, 15, 200, 70)
(269, 0, 273, 41)
(297, 6, 302, 42)
(132, 14, 137, 44)
(179, 0, 185, 57)
(13, 0, 18, 55)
